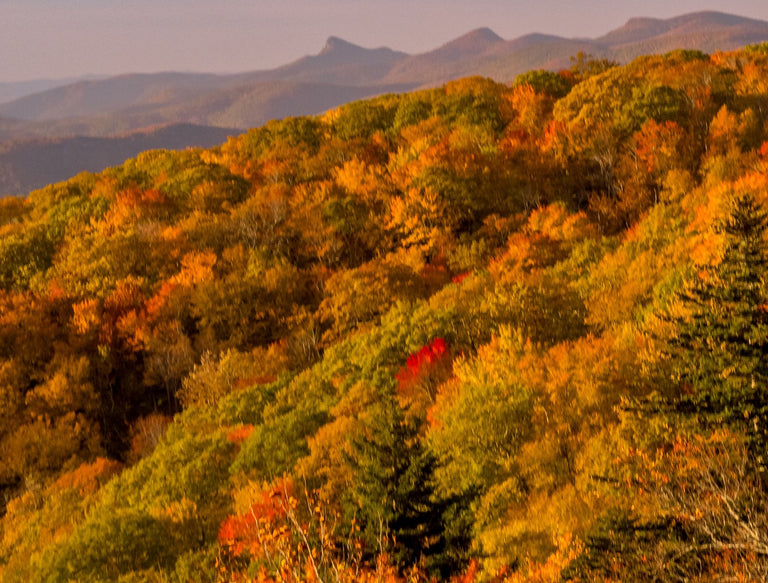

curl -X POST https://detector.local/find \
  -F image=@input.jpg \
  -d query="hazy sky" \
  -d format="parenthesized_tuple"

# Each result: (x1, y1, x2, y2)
(3, 0, 768, 83)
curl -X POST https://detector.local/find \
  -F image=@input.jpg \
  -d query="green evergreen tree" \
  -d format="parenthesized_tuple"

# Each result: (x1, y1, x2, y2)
(578, 193, 768, 583)
(344, 393, 459, 574)
(668, 192, 768, 465)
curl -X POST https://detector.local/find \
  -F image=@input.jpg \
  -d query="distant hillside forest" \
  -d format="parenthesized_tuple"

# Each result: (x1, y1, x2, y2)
(4, 45, 768, 582)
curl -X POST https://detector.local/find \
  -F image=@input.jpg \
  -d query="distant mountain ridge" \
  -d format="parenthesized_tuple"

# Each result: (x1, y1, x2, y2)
(6, 10, 767, 127)
(600, 11, 762, 44)
(382, 11, 768, 84)
(0, 76, 106, 105)
(1, 10, 767, 196)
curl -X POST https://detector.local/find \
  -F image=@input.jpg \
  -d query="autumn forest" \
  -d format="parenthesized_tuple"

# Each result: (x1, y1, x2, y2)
(3, 44, 768, 581)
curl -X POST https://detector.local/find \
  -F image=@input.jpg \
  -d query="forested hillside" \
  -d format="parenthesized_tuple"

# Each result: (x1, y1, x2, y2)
(2, 44, 768, 582)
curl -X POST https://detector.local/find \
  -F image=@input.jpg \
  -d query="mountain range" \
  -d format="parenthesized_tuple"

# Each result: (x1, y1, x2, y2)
(1, 10, 767, 197)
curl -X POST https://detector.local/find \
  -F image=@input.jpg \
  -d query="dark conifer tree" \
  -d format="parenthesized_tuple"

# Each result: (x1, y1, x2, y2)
(344, 392, 455, 574)
(668, 192, 768, 466)
(577, 193, 768, 583)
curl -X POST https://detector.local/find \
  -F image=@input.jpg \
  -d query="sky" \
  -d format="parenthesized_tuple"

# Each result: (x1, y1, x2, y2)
(2, 0, 768, 83)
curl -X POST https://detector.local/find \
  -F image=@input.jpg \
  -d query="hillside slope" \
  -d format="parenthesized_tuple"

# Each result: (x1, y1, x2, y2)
(2, 44, 768, 581)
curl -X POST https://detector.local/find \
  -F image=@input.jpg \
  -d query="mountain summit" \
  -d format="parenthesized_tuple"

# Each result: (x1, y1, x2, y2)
(319, 36, 369, 56)
(432, 27, 505, 59)
(598, 10, 768, 46)
(266, 36, 408, 85)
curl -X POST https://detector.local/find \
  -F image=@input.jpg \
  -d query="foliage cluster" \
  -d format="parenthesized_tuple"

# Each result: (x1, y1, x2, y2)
(3, 47, 768, 581)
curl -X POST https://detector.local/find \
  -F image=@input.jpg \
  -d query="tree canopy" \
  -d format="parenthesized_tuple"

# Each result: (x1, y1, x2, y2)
(3, 47, 768, 582)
